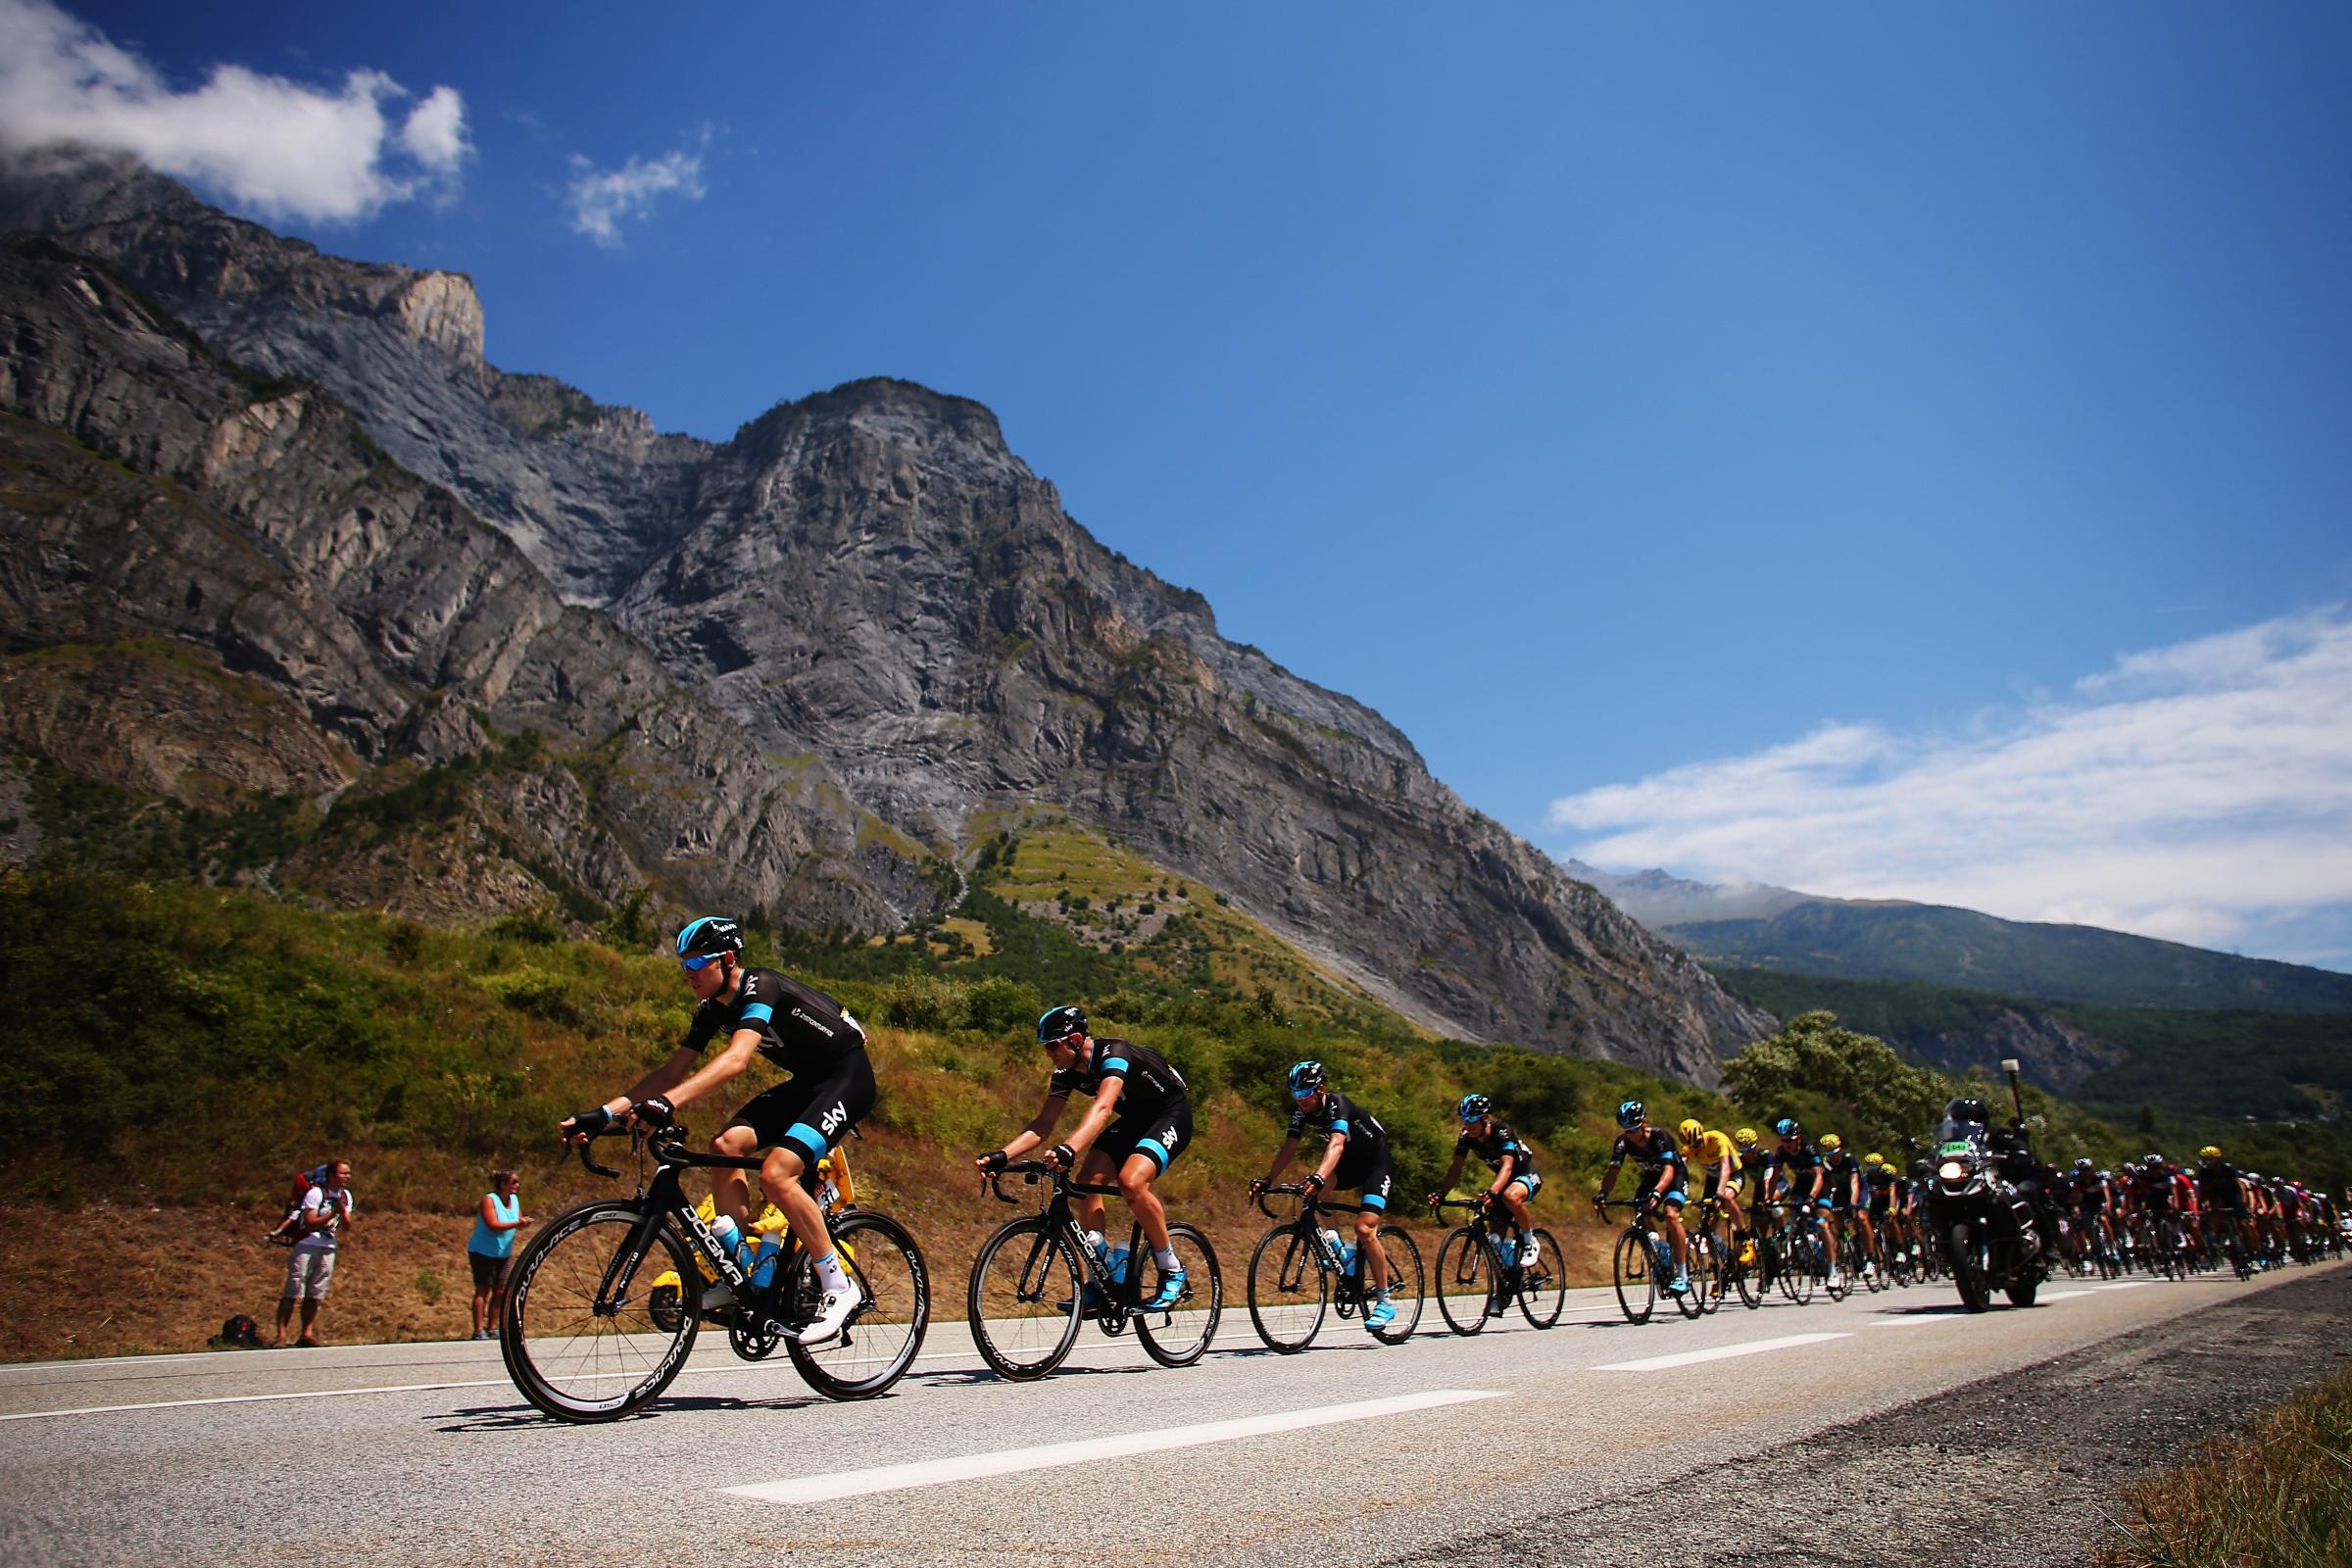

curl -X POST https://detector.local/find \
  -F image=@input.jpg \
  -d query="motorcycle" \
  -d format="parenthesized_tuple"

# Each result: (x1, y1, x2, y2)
(1926, 1126, 2048, 1311)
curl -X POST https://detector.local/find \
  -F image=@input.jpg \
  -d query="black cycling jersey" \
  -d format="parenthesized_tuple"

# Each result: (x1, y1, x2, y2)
(1610, 1126, 1685, 1175)
(1290, 1090, 1388, 1152)
(1768, 1140, 1822, 1195)
(1455, 1121, 1536, 1178)
(681, 967, 864, 1075)
(1048, 1037, 1189, 1125)
(1820, 1151, 1862, 1204)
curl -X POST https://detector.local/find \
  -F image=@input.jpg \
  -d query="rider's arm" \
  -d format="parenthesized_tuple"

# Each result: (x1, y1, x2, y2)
(1056, 1075, 1126, 1159)
(624, 1036, 756, 1119)
(1596, 1152, 1623, 1202)
(992, 1092, 1071, 1163)
(1258, 1136, 1300, 1187)
(1310, 1129, 1348, 1186)
(1488, 1150, 1515, 1199)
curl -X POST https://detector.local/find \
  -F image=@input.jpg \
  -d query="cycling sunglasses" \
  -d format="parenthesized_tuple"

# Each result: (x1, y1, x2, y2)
(1040, 1031, 1081, 1052)
(678, 952, 727, 972)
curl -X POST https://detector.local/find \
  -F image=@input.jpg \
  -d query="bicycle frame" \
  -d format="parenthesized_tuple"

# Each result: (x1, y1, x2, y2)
(1254, 1186, 1372, 1297)
(985, 1161, 1157, 1321)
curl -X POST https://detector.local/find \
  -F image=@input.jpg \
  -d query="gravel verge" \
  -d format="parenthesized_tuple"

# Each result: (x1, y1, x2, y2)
(1382, 1266, 2352, 1567)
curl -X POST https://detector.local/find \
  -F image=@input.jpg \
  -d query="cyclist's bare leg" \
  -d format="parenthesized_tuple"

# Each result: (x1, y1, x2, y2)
(1498, 1183, 1536, 1244)
(761, 1146, 835, 1265)
(1661, 1199, 1689, 1271)
(1115, 1152, 1173, 1255)
(1855, 1210, 1879, 1261)
(1071, 1148, 1117, 1241)
(711, 1122, 760, 1224)
(1353, 1205, 1394, 1292)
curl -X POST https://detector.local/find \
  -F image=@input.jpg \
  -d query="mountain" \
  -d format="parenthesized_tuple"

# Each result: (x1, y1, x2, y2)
(1667, 900, 2352, 1012)
(1558, 859, 1809, 926)
(0, 154, 1768, 1081)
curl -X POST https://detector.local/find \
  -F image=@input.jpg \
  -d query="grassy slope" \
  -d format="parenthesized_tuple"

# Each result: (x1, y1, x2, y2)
(0, 829, 1738, 1359)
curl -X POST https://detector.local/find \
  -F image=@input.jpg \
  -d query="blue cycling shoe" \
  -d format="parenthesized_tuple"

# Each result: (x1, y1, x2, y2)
(1145, 1268, 1188, 1311)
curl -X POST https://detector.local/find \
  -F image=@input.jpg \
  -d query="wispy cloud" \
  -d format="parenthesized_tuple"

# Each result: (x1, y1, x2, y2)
(0, 0, 468, 222)
(1546, 607, 2352, 964)
(565, 130, 708, 246)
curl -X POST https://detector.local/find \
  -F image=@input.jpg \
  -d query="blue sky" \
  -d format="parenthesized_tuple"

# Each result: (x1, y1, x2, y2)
(12, 3, 2352, 967)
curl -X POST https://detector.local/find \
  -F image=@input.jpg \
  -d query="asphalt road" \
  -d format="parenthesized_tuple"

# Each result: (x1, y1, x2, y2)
(0, 1258, 2339, 1567)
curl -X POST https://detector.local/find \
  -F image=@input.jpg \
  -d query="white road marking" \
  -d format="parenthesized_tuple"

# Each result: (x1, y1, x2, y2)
(1592, 1333, 1850, 1372)
(1868, 1315, 1954, 1328)
(2037, 1290, 2092, 1301)
(2096, 1281, 2152, 1290)
(722, 1389, 1506, 1504)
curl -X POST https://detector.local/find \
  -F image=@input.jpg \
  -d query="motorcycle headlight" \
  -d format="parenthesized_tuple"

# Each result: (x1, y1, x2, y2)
(1938, 1159, 1969, 1182)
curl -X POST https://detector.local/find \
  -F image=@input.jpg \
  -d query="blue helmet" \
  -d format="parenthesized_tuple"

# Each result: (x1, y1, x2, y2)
(1036, 1004, 1087, 1044)
(1616, 1100, 1644, 1128)
(1458, 1093, 1492, 1122)
(1774, 1116, 1801, 1139)
(673, 915, 743, 958)
(1288, 1060, 1327, 1097)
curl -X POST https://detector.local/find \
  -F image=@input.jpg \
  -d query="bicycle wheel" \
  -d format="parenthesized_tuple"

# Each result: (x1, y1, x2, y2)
(1786, 1237, 1816, 1305)
(1821, 1233, 1850, 1302)
(1435, 1227, 1497, 1336)
(967, 1215, 1083, 1381)
(1517, 1229, 1566, 1329)
(502, 1200, 699, 1423)
(1694, 1230, 1726, 1315)
(1368, 1226, 1424, 1343)
(1247, 1224, 1329, 1352)
(1135, 1223, 1222, 1368)
(784, 1210, 930, 1399)
(1612, 1228, 1656, 1324)
(1670, 1232, 1705, 1319)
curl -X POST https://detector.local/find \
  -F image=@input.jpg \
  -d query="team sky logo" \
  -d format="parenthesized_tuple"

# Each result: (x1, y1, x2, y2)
(818, 1100, 851, 1137)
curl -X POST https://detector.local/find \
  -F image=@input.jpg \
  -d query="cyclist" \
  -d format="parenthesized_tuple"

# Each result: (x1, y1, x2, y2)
(560, 915, 872, 1344)
(1864, 1152, 1904, 1270)
(1819, 1134, 1876, 1281)
(1595, 1101, 1691, 1295)
(977, 1004, 1194, 1311)
(1764, 1117, 1838, 1291)
(1252, 1061, 1399, 1330)
(1431, 1093, 1543, 1270)
(1676, 1117, 1750, 1264)
(2194, 1146, 2255, 1265)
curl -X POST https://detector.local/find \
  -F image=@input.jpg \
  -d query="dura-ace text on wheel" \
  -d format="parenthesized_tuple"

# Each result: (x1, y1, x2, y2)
(503, 1200, 701, 1422)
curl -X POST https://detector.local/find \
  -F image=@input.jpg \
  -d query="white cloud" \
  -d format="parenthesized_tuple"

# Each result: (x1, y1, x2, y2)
(565, 132, 708, 246)
(1545, 606, 2352, 964)
(0, 0, 466, 221)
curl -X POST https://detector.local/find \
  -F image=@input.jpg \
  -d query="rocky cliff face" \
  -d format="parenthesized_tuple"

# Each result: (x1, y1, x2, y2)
(0, 158, 1771, 1078)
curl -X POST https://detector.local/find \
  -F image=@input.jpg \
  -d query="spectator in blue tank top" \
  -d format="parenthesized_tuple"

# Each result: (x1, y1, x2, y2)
(466, 1170, 532, 1341)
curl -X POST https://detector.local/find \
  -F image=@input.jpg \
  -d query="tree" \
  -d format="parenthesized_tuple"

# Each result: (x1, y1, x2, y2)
(1721, 1010, 1948, 1152)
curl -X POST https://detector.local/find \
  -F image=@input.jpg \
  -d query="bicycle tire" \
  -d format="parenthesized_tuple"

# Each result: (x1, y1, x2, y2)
(1135, 1222, 1222, 1368)
(1247, 1224, 1329, 1352)
(1368, 1226, 1424, 1343)
(1612, 1228, 1656, 1324)
(1517, 1228, 1566, 1328)
(967, 1214, 1083, 1381)
(1435, 1227, 1495, 1336)
(784, 1209, 930, 1399)
(502, 1200, 699, 1423)
(1786, 1237, 1815, 1305)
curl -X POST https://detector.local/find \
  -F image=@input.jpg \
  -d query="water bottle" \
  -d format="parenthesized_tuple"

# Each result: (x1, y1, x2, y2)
(709, 1213, 742, 1267)
(748, 1231, 782, 1290)
(1105, 1246, 1131, 1284)
(1496, 1237, 1518, 1267)
(1318, 1227, 1343, 1270)
(1338, 1242, 1357, 1275)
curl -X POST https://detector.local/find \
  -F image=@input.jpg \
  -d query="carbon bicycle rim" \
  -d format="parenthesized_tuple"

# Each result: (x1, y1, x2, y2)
(503, 1200, 699, 1423)
(967, 1215, 1083, 1380)
(1435, 1227, 1494, 1336)
(1135, 1222, 1222, 1367)
(786, 1210, 931, 1398)
(1516, 1228, 1566, 1328)
(1247, 1224, 1328, 1352)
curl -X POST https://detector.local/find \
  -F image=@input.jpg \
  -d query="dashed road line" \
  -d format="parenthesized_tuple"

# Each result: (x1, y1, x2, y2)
(722, 1389, 1507, 1503)
(1592, 1332, 1850, 1372)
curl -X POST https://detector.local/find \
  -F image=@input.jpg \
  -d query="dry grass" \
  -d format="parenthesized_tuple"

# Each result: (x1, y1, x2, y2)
(2095, 1361, 2352, 1568)
(0, 1185, 1631, 1362)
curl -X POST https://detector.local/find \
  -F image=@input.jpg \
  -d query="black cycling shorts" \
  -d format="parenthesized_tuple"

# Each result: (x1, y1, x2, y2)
(1335, 1147, 1396, 1214)
(1102, 1101, 1193, 1176)
(729, 1050, 876, 1165)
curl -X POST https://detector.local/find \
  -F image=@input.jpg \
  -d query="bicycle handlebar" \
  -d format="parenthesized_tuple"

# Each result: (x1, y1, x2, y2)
(1253, 1183, 1341, 1221)
(983, 1159, 1121, 1205)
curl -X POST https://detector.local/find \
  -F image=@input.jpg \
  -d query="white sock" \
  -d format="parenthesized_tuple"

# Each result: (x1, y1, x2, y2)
(1153, 1247, 1179, 1272)
(814, 1252, 851, 1296)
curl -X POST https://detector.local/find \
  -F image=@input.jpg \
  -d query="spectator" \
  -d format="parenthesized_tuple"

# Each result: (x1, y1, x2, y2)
(466, 1169, 532, 1340)
(273, 1159, 353, 1348)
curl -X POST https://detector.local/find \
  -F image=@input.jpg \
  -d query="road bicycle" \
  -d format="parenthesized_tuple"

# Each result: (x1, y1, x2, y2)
(1245, 1184, 1425, 1351)
(501, 1123, 928, 1422)
(1600, 1198, 1701, 1324)
(1427, 1196, 1565, 1334)
(966, 1159, 1221, 1380)
(1689, 1195, 1759, 1312)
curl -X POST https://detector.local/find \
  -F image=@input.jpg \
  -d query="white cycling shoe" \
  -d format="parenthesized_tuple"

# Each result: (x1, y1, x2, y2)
(790, 1286, 864, 1345)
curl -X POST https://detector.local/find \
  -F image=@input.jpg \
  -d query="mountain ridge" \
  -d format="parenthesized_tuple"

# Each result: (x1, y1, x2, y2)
(0, 156, 1769, 1080)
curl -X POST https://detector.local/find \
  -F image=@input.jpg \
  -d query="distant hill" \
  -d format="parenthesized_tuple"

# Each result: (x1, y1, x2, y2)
(1707, 965, 2352, 1130)
(1660, 900, 2352, 1012)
